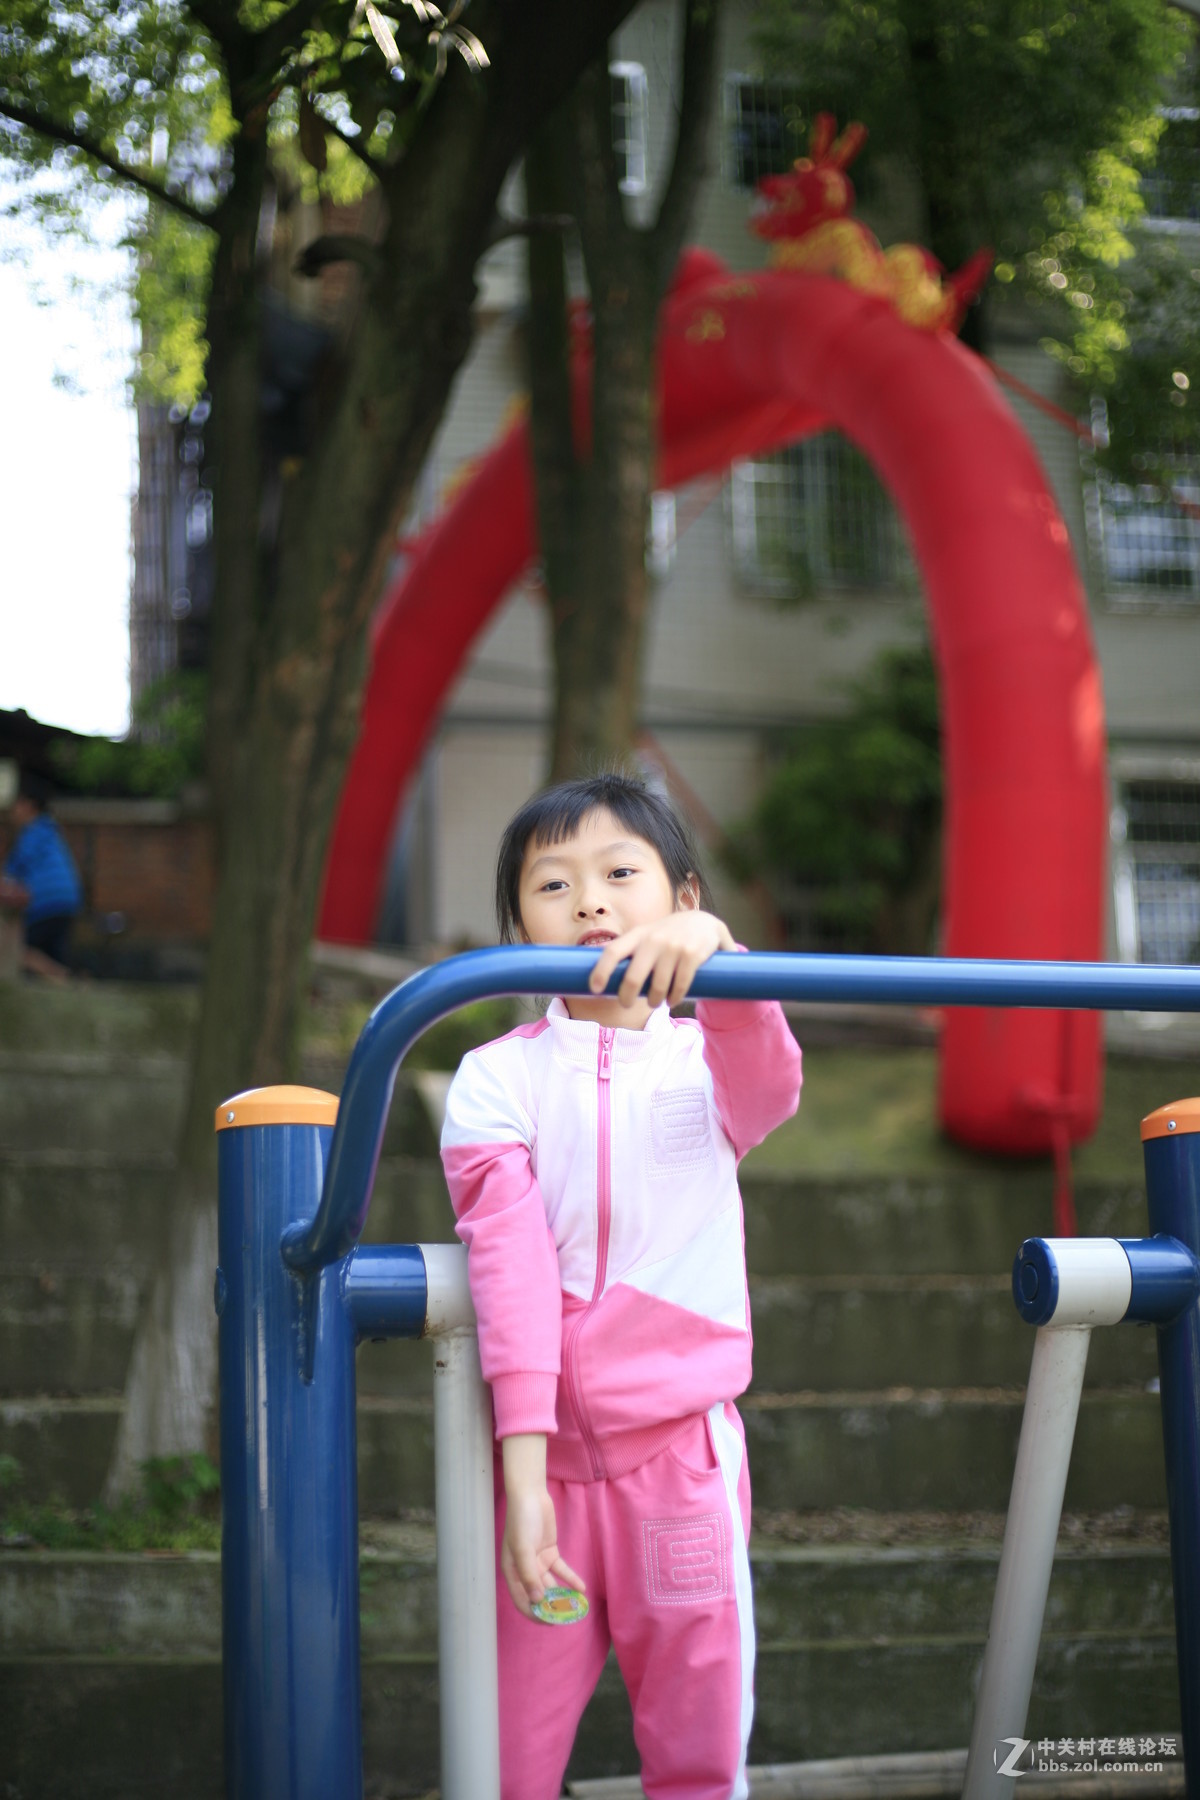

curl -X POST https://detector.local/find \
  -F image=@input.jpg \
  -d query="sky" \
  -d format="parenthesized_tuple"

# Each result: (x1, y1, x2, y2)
(0, 193, 136, 738)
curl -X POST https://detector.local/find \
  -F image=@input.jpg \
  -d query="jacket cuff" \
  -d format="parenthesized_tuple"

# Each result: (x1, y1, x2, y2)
(490, 1371, 560, 1438)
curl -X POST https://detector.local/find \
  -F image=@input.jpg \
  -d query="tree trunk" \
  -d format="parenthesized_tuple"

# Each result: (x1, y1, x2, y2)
(105, 596, 372, 1491)
(547, 228, 658, 777)
(903, 7, 990, 354)
(530, 1, 721, 783)
(106, 0, 641, 1496)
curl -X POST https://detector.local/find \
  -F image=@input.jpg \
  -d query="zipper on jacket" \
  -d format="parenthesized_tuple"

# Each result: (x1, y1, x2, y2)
(563, 1026, 614, 1479)
(594, 1027, 614, 1300)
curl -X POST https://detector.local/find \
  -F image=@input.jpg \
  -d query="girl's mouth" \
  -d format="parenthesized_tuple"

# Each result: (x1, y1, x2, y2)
(578, 930, 617, 947)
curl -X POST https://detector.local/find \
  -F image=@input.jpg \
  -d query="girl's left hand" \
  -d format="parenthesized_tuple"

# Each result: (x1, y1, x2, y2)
(588, 909, 737, 1009)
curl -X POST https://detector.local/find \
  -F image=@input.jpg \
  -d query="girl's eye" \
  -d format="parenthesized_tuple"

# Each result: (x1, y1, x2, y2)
(540, 879, 568, 893)
(610, 867, 636, 880)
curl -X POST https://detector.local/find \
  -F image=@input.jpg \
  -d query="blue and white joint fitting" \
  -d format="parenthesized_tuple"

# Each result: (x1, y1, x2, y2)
(1012, 1237, 1131, 1328)
(1013, 1234, 1200, 1328)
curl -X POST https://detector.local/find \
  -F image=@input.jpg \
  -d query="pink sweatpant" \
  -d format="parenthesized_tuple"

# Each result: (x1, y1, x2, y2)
(495, 1403, 755, 1800)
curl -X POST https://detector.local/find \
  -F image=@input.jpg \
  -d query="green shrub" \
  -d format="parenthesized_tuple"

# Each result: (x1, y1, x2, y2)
(401, 997, 521, 1070)
(53, 673, 207, 801)
(728, 643, 942, 954)
(140, 1453, 220, 1522)
(0, 1451, 221, 1552)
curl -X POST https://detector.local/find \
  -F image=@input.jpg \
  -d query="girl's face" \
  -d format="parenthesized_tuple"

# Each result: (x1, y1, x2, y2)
(516, 806, 695, 949)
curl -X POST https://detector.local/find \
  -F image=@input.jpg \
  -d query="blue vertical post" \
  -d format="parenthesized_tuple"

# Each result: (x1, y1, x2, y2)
(1142, 1096, 1200, 1797)
(215, 1085, 363, 1800)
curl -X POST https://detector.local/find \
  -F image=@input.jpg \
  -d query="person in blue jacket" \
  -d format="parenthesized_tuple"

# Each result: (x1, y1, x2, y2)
(1, 773, 83, 976)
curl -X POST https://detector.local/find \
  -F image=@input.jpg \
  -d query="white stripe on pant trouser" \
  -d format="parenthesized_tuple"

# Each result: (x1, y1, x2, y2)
(709, 1402, 755, 1800)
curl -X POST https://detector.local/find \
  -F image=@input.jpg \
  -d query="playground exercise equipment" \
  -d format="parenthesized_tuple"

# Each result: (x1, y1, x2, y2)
(217, 948, 1200, 1800)
(965, 1219, 1200, 1800)
(317, 126, 1107, 1163)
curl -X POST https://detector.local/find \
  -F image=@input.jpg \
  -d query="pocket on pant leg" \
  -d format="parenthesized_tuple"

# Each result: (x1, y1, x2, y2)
(641, 1507, 732, 1606)
(663, 1412, 719, 1478)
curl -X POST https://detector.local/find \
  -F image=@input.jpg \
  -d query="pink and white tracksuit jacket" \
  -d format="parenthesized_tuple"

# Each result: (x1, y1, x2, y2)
(441, 993, 802, 1800)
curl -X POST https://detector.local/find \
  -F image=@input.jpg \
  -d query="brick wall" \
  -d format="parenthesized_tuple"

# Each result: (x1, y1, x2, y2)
(1, 800, 215, 940)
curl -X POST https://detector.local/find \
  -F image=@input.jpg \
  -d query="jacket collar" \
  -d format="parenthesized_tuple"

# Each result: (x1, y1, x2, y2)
(546, 996, 670, 1064)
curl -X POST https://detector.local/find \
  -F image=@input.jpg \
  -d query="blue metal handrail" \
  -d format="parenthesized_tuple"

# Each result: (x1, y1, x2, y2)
(281, 946, 1200, 1279)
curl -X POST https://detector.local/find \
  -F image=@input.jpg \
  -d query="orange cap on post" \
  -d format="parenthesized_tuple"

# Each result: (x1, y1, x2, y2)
(1141, 1097, 1200, 1143)
(215, 1086, 339, 1132)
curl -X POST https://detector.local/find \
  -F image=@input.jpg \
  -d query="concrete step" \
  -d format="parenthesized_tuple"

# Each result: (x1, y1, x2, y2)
(0, 981, 198, 1059)
(0, 1535, 1180, 1798)
(745, 1276, 1159, 1392)
(736, 1387, 1167, 1513)
(0, 1534, 1176, 1658)
(366, 1163, 1155, 1279)
(0, 1055, 438, 1160)
(0, 1152, 173, 1269)
(0, 1056, 186, 1156)
(355, 1277, 1159, 1402)
(5, 1270, 1158, 1402)
(0, 1267, 150, 1396)
(571, 1751, 1188, 1800)
(349, 1384, 1169, 1515)
(0, 1149, 1155, 1287)
(741, 1173, 1151, 1277)
(0, 1152, 172, 1402)
(3, 1640, 1183, 1800)
(2, 1386, 1168, 1513)
(4, 1152, 1156, 1405)
(0, 1151, 449, 1274)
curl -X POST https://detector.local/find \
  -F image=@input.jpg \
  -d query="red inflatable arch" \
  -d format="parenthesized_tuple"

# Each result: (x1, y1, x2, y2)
(318, 242, 1107, 1159)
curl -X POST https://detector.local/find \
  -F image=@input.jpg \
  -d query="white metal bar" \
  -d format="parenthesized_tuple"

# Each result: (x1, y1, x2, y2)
(963, 1325, 1092, 1800)
(422, 1240, 477, 1334)
(422, 1245, 500, 1800)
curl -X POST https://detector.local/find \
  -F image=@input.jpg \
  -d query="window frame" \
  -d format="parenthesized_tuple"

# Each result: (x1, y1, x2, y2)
(723, 72, 808, 191)
(726, 435, 916, 600)
(1081, 417, 1200, 617)
(1140, 106, 1200, 233)
(609, 60, 649, 199)
(1110, 756, 1200, 969)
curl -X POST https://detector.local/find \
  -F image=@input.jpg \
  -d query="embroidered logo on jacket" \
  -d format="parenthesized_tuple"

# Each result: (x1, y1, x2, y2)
(648, 1088, 714, 1176)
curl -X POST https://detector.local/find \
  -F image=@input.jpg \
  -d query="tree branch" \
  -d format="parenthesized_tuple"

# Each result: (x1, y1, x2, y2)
(569, 53, 633, 279)
(294, 232, 380, 276)
(320, 109, 385, 176)
(483, 209, 573, 251)
(650, 0, 721, 291)
(185, 0, 244, 59)
(253, 0, 333, 77)
(0, 97, 215, 228)
(525, 111, 580, 484)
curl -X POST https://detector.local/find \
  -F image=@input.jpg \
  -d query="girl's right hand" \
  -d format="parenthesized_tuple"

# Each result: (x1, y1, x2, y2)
(587, 908, 737, 1009)
(500, 1434, 586, 1616)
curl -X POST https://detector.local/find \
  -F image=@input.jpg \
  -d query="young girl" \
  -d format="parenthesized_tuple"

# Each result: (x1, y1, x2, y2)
(440, 772, 802, 1800)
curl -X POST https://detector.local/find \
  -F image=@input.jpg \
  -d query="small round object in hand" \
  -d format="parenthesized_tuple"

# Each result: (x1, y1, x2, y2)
(531, 1586, 589, 1625)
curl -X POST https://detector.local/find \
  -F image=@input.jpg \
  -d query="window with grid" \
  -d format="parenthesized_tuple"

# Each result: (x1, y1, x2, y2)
(1112, 776, 1200, 965)
(725, 77, 807, 189)
(728, 435, 914, 597)
(1084, 453, 1200, 608)
(646, 490, 676, 578)
(1142, 108, 1200, 225)
(610, 62, 648, 197)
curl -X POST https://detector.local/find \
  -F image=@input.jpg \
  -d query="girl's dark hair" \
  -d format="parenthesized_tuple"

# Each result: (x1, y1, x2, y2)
(18, 771, 52, 813)
(495, 772, 713, 942)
